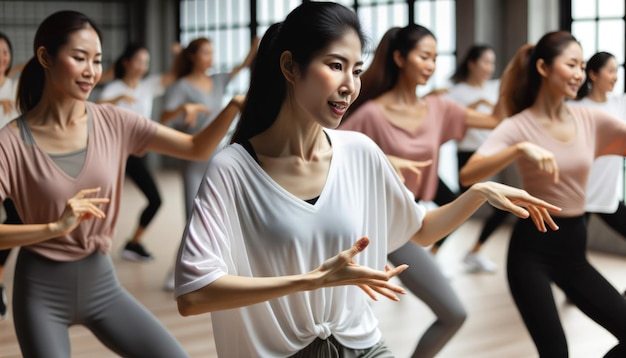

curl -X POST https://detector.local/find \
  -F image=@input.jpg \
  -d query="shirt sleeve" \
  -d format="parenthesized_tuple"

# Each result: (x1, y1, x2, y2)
(174, 161, 234, 298)
(438, 96, 468, 142)
(476, 117, 521, 156)
(592, 107, 626, 157)
(102, 104, 158, 157)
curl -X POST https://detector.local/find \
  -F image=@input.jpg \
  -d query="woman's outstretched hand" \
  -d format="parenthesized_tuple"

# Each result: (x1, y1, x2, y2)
(312, 237, 408, 301)
(518, 142, 559, 183)
(386, 155, 432, 187)
(54, 187, 110, 235)
(474, 181, 560, 232)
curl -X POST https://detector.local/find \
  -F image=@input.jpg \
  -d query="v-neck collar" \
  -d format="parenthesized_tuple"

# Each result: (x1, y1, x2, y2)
(233, 130, 338, 212)
(14, 106, 92, 182)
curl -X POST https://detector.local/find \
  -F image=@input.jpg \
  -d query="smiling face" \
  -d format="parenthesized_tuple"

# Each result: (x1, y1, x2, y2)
(591, 56, 618, 94)
(396, 35, 437, 86)
(469, 48, 495, 82)
(124, 48, 150, 79)
(0, 38, 11, 77)
(289, 29, 363, 129)
(44, 26, 102, 101)
(540, 41, 585, 99)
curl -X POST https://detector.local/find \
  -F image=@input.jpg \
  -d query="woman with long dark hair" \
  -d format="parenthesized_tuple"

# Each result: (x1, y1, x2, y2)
(173, 3, 559, 357)
(2, 10, 242, 357)
(460, 32, 626, 357)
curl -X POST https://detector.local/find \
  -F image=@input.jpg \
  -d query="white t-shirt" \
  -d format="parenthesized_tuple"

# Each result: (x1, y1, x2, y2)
(175, 129, 426, 357)
(0, 77, 18, 128)
(570, 95, 626, 213)
(99, 74, 164, 119)
(444, 79, 500, 151)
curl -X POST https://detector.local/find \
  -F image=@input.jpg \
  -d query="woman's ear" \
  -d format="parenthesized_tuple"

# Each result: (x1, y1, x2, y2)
(392, 50, 404, 69)
(536, 58, 548, 77)
(280, 51, 296, 84)
(36, 46, 50, 69)
(588, 70, 598, 84)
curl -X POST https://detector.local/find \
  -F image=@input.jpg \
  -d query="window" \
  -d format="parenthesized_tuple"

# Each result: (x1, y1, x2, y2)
(179, 1, 456, 96)
(569, 0, 625, 93)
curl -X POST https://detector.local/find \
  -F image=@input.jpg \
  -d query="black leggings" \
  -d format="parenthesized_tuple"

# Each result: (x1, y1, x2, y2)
(507, 216, 626, 357)
(457, 150, 509, 246)
(0, 199, 22, 267)
(125, 155, 162, 228)
(430, 178, 458, 248)
(585, 201, 626, 239)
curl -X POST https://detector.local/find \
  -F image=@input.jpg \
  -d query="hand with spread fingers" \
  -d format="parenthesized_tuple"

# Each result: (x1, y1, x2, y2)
(474, 181, 560, 232)
(313, 237, 408, 301)
(55, 187, 110, 235)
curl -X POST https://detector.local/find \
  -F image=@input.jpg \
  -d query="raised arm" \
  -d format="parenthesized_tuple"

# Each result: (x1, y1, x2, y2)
(228, 36, 259, 80)
(148, 95, 243, 161)
(410, 181, 560, 247)
(177, 237, 408, 315)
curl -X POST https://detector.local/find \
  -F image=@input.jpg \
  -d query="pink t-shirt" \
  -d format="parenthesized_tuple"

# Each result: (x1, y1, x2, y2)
(0, 102, 158, 261)
(478, 105, 626, 217)
(340, 96, 467, 201)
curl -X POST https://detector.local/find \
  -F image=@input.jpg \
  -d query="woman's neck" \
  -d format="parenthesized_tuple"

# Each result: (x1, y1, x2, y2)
(0, 73, 6, 87)
(388, 79, 420, 105)
(586, 87, 608, 103)
(530, 87, 568, 121)
(465, 75, 485, 88)
(28, 92, 86, 128)
(251, 102, 328, 161)
(122, 76, 140, 89)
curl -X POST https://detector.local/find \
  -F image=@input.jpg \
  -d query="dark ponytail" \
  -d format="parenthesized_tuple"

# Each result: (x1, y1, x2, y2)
(17, 10, 102, 114)
(231, 1, 366, 144)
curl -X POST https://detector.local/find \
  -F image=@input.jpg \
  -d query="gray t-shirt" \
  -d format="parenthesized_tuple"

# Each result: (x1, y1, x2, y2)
(163, 73, 230, 134)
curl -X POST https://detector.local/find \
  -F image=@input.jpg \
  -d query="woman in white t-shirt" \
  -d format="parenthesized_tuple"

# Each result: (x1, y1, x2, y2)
(445, 44, 507, 273)
(99, 43, 177, 262)
(173, 3, 559, 357)
(573, 52, 626, 294)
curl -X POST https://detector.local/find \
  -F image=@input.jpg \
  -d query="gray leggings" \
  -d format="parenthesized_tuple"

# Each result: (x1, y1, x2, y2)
(291, 336, 393, 358)
(387, 242, 467, 358)
(13, 249, 188, 358)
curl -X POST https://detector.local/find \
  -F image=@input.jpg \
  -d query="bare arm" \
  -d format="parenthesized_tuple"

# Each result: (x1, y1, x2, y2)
(410, 181, 560, 247)
(148, 96, 243, 161)
(0, 188, 109, 249)
(177, 237, 408, 316)
(465, 107, 499, 129)
(96, 94, 135, 106)
(228, 36, 259, 80)
(459, 142, 558, 187)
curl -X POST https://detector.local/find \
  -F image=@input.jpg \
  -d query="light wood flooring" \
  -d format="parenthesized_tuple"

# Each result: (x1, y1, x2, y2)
(1, 168, 625, 357)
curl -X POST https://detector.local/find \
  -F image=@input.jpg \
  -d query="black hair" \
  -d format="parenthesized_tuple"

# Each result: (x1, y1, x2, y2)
(17, 10, 103, 113)
(231, 1, 366, 144)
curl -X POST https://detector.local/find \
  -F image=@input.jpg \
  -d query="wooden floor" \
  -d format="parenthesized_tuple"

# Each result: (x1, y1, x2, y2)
(1, 168, 625, 357)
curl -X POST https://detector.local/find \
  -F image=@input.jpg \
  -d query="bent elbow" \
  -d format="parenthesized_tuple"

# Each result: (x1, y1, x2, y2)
(177, 295, 197, 317)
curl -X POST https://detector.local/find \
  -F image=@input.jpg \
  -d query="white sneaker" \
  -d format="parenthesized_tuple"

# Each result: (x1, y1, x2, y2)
(163, 269, 175, 292)
(463, 252, 497, 273)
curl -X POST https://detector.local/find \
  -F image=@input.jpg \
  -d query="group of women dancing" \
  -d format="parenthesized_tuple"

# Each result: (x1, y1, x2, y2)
(0, 2, 625, 357)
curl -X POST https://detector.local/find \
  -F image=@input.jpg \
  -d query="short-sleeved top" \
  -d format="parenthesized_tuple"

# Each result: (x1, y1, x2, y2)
(477, 105, 626, 217)
(99, 74, 165, 119)
(175, 129, 426, 357)
(444, 79, 499, 151)
(0, 102, 158, 261)
(0, 77, 19, 129)
(570, 95, 626, 213)
(340, 96, 467, 201)
(163, 73, 230, 134)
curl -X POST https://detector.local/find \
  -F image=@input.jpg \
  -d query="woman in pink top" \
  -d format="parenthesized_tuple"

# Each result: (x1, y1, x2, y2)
(340, 25, 500, 358)
(460, 32, 626, 357)
(0, 11, 242, 357)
